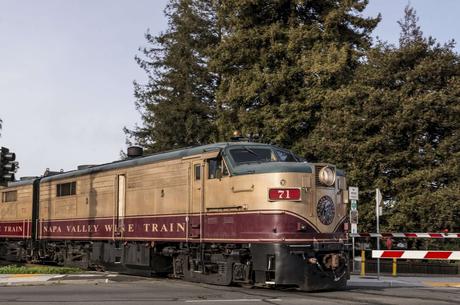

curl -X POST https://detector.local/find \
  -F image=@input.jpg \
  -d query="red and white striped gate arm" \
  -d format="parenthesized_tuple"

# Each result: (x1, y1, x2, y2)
(372, 250, 460, 260)
(350, 233, 460, 238)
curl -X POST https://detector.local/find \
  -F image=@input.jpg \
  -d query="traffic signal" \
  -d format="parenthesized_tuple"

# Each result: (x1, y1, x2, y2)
(0, 147, 17, 186)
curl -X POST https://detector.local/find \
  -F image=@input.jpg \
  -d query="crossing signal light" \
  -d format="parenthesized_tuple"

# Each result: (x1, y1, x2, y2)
(0, 147, 17, 186)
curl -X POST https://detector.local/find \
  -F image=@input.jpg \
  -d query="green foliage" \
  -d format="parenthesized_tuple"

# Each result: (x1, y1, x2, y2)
(0, 264, 81, 274)
(304, 6, 460, 232)
(125, 0, 219, 153)
(212, 0, 379, 144)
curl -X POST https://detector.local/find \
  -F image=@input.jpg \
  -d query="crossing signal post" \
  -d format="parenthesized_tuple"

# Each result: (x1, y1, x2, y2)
(0, 147, 17, 186)
(348, 186, 359, 273)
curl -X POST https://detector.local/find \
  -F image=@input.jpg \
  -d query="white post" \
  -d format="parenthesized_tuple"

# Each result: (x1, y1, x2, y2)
(376, 188, 382, 280)
(352, 236, 356, 273)
(376, 204, 380, 279)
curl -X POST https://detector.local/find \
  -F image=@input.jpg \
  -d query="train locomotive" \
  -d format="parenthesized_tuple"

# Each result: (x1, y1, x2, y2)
(0, 142, 349, 291)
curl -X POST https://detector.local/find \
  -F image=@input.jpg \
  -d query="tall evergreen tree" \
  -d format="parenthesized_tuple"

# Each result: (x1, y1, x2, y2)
(125, 0, 219, 153)
(306, 6, 460, 232)
(212, 0, 379, 144)
(384, 7, 460, 233)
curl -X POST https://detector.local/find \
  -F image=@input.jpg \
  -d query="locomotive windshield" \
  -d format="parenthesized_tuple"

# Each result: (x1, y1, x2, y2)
(229, 147, 298, 165)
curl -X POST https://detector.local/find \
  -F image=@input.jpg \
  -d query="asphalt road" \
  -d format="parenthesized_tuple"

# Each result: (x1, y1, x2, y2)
(0, 276, 460, 305)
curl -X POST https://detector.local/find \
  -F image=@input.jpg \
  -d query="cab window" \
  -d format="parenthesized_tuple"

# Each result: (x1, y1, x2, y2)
(229, 146, 298, 165)
(274, 149, 298, 162)
(229, 148, 275, 165)
(207, 158, 229, 179)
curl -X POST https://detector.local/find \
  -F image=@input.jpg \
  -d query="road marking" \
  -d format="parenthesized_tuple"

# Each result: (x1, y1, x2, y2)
(185, 299, 282, 303)
(12, 274, 35, 278)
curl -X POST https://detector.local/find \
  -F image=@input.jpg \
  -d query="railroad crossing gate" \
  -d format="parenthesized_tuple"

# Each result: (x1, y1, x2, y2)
(352, 231, 460, 277)
(373, 250, 460, 260)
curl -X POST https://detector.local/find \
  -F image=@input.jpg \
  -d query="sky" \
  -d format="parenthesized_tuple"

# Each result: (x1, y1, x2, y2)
(1, 0, 459, 178)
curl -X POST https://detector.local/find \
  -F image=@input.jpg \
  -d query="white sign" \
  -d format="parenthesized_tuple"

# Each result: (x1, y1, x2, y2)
(376, 188, 383, 216)
(351, 223, 357, 234)
(350, 210, 358, 224)
(349, 186, 359, 201)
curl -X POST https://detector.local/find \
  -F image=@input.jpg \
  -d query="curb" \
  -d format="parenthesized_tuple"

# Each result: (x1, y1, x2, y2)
(347, 280, 419, 288)
(0, 274, 113, 287)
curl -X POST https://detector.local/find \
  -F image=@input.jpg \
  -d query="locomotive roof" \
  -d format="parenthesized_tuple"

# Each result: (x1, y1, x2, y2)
(7, 142, 343, 187)
(9, 142, 266, 185)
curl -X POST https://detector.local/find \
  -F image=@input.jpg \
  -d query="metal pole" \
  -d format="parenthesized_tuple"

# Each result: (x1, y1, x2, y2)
(352, 236, 356, 273)
(376, 204, 380, 280)
(392, 258, 397, 277)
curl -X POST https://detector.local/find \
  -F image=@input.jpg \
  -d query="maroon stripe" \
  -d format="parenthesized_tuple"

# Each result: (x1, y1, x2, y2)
(333, 216, 348, 233)
(38, 213, 345, 243)
(428, 233, 443, 238)
(0, 220, 31, 238)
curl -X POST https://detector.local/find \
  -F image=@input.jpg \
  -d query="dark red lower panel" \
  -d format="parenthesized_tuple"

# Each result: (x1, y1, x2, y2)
(0, 220, 32, 238)
(38, 211, 346, 243)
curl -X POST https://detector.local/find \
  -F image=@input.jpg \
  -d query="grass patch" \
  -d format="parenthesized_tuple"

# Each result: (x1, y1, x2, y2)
(0, 264, 81, 274)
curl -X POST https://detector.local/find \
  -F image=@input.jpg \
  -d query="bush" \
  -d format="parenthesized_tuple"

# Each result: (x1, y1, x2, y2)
(0, 265, 81, 274)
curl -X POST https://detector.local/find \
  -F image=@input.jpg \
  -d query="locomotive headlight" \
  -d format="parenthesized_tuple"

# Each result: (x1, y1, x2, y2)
(318, 166, 336, 186)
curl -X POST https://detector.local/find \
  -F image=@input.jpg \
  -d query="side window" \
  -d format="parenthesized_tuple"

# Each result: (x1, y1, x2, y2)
(194, 164, 201, 180)
(275, 149, 297, 162)
(56, 181, 76, 197)
(2, 190, 17, 203)
(207, 158, 221, 179)
(208, 158, 229, 179)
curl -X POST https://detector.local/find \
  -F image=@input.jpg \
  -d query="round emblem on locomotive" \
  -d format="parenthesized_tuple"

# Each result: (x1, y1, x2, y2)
(316, 196, 335, 225)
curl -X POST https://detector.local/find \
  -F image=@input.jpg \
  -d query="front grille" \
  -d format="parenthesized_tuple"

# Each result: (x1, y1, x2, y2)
(315, 165, 325, 187)
(315, 166, 321, 186)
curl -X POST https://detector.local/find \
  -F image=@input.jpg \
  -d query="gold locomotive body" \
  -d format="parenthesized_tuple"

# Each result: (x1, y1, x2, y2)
(0, 142, 349, 290)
